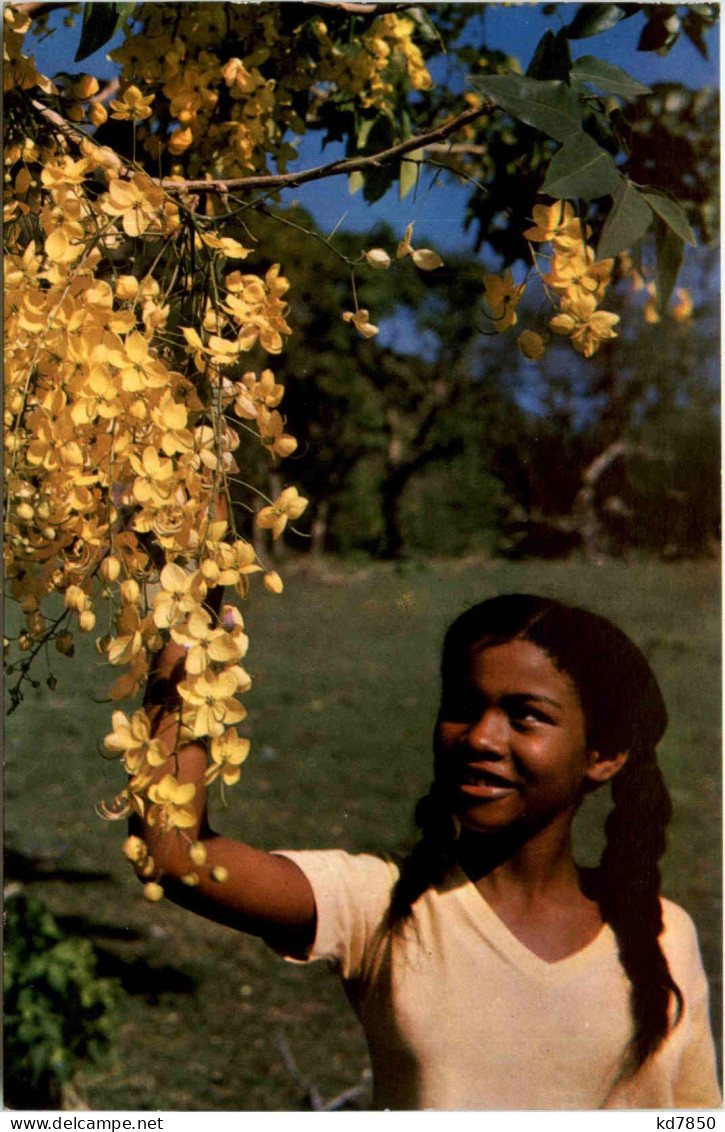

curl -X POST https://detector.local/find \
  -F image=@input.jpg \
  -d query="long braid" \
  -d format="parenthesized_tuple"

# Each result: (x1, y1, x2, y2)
(389, 780, 456, 925)
(597, 753, 682, 1071)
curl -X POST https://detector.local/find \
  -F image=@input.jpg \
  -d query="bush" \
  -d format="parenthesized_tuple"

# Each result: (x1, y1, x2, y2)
(4, 890, 118, 1109)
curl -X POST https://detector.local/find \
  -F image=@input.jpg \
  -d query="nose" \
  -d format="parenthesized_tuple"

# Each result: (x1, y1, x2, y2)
(465, 708, 508, 756)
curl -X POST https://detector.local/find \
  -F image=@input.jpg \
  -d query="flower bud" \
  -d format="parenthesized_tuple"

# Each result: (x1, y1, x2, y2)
(64, 584, 87, 612)
(211, 866, 229, 883)
(87, 101, 108, 127)
(100, 555, 121, 583)
(181, 872, 199, 886)
(79, 609, 96, 632)
(143, 881, 164, 902)
(123, 835, 146, 862)
(263, 571, 283, 595)
(55, 631, 75, 657)
(517, 330, 546, 361)
(364, 248, 391, 271)
(120, 578, 140, 604)
(188, 841, 207, 866)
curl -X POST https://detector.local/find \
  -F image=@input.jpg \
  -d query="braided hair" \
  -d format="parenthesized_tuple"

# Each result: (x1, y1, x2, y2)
(390, 594, 681, 1074)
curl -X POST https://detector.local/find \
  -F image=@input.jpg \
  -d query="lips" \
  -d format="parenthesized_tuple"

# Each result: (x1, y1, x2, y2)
(458, 765, 522, 798)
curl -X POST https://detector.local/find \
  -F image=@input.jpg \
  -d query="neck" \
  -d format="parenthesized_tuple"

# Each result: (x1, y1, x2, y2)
(457, 813, 582, 898)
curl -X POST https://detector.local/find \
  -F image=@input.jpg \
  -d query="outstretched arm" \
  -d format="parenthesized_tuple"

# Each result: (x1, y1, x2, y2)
(130, 602, 316, 957)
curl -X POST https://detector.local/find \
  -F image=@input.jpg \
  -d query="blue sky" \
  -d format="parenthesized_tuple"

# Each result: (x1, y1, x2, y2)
(30, 4, 719, 360)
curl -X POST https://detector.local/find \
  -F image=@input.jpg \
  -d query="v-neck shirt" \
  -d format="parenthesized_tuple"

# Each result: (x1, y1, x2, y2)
(275, 849, 721, 1110)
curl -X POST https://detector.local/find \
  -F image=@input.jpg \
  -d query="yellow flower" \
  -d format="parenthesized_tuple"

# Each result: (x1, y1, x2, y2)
(205, 728, 250, 786)
(147, 775, 196, 830)
(110, 84, 155, 121)
(523, 201, 589, 254)
(107, 606, 145, 666)
(170, 609, 246, 675)
(102, 174, 172, 238)
(482, 271, 525, 332)
(342, 309, 379, 338)
(543, 247, 613, 304)
(104, 707, 167, 772)
(152, 562, 207, 628)
(256, 486, 308, 540)
(549, 294, 620, 358)
(129, 446, 175, 505)
(179, 670, 247, 738)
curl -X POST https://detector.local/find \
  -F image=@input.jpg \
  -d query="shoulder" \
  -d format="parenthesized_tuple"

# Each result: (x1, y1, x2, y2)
(659, 897, 708, 983)
(273, 848, 399, 901)
(272, 849, 400, 976)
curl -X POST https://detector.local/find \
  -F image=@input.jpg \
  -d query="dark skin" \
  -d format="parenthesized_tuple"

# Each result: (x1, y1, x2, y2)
(435, 640, 628, 961)
(137, 621, 627, 964)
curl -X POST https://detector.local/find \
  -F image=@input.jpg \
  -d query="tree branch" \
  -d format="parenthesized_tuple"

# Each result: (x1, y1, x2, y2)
(28, 97, 493, 195)
(158, 105, 493, 194)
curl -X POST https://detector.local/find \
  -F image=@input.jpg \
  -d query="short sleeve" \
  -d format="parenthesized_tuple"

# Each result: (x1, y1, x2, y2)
(271, 849, 398, 981)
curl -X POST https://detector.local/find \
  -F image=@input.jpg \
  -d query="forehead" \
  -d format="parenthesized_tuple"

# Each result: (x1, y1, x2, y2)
(466, 639, 581, 705)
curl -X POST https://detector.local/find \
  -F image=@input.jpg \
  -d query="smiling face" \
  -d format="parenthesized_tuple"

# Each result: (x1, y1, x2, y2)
(434, 638, 624, 838)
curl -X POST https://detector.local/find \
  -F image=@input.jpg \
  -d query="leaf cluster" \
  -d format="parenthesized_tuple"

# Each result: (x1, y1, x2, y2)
(4, 891, 119, 1107)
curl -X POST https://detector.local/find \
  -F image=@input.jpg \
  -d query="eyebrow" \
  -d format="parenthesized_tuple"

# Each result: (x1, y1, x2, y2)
(502, 692, 564, 711)
(456, 688, 565, 711)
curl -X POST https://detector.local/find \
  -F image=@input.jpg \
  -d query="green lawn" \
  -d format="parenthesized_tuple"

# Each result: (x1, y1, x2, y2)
(5, 556, 721, 1109)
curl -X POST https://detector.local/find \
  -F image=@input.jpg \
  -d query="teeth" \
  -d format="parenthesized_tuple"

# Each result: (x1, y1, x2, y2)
(464, 769, 514, 788)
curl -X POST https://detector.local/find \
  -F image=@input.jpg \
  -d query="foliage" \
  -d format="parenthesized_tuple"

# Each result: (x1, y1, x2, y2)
(4, 889, 119, 1108)
(3, 1, 718, 897)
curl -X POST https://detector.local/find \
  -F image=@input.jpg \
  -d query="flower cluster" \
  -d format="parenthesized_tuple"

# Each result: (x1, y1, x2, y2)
(3, 12, 312, 896)
(478, 201, 619, 362)
(107, 5, 432, 180)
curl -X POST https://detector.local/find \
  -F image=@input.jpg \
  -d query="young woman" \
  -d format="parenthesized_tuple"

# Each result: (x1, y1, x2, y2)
(136, 592, 721, 1110)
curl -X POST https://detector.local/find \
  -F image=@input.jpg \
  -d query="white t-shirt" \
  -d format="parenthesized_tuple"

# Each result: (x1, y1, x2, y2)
(275, 849, 721, 1111)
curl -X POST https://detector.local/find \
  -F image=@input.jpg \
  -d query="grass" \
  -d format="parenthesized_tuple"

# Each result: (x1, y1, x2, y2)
(4, 556, 721, 1109)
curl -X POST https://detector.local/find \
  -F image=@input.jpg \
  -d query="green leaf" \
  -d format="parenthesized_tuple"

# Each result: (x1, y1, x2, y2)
(597, 180, 653, 259)
(641, 189, 696, 247)
(653, 216, 685, 313)
(541, 132, 622, 200)
(348, 171, 364, 195)
(75, 2, 121, 63)
(355, 118, 375, 151)
(526, 29, 572, 82)
(363, 162, 397, 205)
(566, 4, 631, 40)
(472, 74, 584, 142)
(399, 148, 423, 201)
(570, 55, 651, 100)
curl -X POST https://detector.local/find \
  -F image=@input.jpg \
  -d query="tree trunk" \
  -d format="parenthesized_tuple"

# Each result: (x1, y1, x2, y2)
(310, 498, 329, 557)
(572, 440, 627, 558)
(378, 471, 408, 558)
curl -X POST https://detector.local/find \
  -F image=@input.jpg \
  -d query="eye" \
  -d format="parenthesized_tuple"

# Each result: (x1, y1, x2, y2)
(509, 703, 553, 728)
(439, 693, 484, 723)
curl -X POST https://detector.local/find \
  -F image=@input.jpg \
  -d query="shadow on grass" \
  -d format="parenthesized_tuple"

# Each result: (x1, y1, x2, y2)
(5, 847, 112, 886)
(92, 948, 198, 1000)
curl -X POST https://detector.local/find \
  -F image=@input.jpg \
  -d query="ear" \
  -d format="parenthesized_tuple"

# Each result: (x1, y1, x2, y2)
(585, 748, 629, 786)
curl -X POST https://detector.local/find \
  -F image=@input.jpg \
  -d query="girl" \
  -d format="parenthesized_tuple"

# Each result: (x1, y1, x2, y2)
(137, 592, 721, 1110)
